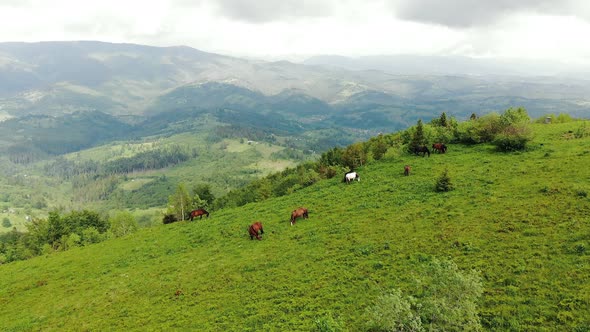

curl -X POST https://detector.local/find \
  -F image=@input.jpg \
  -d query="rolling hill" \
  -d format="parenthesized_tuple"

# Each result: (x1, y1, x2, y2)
(0, 121, 588, 330)
(2, 42, 589, 173)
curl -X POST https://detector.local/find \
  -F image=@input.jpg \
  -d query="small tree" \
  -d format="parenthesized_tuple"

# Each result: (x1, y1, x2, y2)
(167, 184, 191, 221)
(367, 288, 423, 331)
(2, 217, 11, 228)
(109, 211, 138, 238)
(367, 258, 482, 331)
(418, 259, 483, 330)
(494, 107, 532, 152)
(372, 135, 389, 161)
(410, 119, 426, 149)
(342, 143, 367, 170)
(435, 169, 454, 192)
(191, 184, 215, 209)
(432, 112, 449, 127)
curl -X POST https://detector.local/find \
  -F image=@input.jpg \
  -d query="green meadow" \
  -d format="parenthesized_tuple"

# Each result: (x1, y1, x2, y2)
(0, 129, 303, 233)
(0, 121, 589, 331)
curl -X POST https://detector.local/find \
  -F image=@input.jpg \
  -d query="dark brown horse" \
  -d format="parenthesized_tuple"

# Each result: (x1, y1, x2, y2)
(432, 143, 447, 154)
(290, 207, 309, 226)
(189, 209, 209, 221)
(412, 145, 430, 157)
(248, 221, 264, 240)
(404, 165, 411, 176)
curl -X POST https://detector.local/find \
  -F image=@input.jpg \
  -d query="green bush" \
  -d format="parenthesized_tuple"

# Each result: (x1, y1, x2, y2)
(492, 125, 532, 152)
(366, 288, 423, 331)
(367, 258, 483, 331)
(435, 169, 454, 192)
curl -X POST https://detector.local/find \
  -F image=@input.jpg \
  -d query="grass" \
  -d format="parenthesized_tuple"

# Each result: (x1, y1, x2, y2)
(0, 122, 589, 330)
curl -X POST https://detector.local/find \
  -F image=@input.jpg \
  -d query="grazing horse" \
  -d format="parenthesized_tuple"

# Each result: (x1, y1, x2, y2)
(404, 165, 411, 176)
(248, 222, 264, 240)
(189, 209, 209, 221)
(290, 207, 309, 226)
(412, 145, 430, 157)
(344, 171, 360, 184)
(432, 143, 447, 154)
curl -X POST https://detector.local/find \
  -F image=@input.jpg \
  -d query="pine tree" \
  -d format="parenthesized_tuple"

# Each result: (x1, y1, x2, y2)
(435, 168, 454, 192)
(439, 112, 448, 127)
(410, 119, 426, 151)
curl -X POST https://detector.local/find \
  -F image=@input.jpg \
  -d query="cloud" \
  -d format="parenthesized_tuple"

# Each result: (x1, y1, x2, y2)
(391, 0, 584, 28)
(208, 0, 336, 23)
(0, 0, 33, 7)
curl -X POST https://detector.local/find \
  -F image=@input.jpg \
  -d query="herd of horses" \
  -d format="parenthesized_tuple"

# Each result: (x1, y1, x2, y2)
(164, 143, 449, 239)
(412, 143, 447, 157)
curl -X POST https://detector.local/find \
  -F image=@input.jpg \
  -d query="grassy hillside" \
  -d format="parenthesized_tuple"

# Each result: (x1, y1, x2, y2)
(0, 122, 589, 331)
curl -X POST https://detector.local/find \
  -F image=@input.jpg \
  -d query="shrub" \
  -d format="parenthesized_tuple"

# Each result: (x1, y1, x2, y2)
(366, 288, 423, 331)
(417, 258, 483, 331)
(492, 125, 532, 152)
(109, 211, 139, 238)
(455, 113, 502, 144)
(367, 258, 483, 331)
(435, 169, 454, 192)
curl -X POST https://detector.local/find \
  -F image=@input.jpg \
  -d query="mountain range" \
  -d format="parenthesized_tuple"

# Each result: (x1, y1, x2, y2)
(1, 40, 589, 156)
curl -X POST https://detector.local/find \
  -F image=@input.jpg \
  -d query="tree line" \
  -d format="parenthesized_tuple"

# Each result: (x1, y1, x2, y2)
(44, 145, 195, 179)
(0, 210, 138, 264)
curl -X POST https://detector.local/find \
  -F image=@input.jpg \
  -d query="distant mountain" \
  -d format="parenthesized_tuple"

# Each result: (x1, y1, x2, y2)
(1, 41, 589, 154)
(303, 54, 590, 78)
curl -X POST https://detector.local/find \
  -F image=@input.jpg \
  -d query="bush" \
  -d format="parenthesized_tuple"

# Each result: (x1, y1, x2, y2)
(367, 258, 483, 331)
(366, 289, 423, 331)
(435, 169, 454, 192)
(109, 211, 138, 237)
(493, 125, 532, 152)
(455, 113, 502, 144)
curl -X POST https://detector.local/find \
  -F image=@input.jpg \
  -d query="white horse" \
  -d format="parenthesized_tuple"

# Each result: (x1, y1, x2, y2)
(344, 171, 360, 184)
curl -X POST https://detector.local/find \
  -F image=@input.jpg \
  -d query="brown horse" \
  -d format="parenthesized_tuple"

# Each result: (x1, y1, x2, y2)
(432, 143, 447, 154)
(412, 145, 430, 157)
(189, 209, 209, 221)
(404, 165, 411, 176)
(248, 221, 264, 240)
(290, 207, 309, 226)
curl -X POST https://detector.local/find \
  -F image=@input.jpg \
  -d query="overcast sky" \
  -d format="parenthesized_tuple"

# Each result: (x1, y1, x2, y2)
(1, 0, 590, 64)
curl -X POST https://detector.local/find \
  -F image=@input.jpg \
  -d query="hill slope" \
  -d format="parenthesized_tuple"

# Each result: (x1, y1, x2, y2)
(0, 122, 589, 330)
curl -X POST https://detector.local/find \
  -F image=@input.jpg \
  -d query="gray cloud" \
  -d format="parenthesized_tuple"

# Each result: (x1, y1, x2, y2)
(391, 0, 581, 28)
(209, 0, 336, 23)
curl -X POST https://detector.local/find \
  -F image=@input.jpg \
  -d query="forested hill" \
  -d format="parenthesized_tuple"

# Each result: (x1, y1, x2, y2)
(0, 116, 589, 331)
